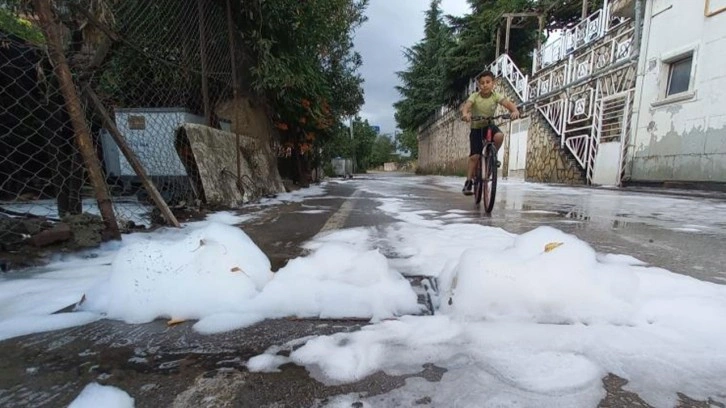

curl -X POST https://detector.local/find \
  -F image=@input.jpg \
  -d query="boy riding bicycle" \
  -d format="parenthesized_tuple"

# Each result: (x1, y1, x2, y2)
(461, 71, 520, 195)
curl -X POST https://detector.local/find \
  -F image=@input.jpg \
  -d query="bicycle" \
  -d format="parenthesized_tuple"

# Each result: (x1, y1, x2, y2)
(469, 113, 512, 213)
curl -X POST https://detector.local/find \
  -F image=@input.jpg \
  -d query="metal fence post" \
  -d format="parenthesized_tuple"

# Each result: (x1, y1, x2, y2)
(197, 0, 212, 127)
(226, 0, 242, 182)
(33, 0, 121, 240)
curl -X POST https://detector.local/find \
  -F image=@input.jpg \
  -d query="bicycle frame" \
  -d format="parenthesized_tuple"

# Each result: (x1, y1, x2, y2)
(470, 114, 510, 212)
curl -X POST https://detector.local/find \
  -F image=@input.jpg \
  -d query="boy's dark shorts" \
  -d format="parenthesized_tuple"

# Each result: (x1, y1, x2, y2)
(469, 125, 502, 156)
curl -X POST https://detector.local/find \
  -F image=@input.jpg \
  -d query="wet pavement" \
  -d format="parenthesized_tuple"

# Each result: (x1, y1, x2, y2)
(353, 173, 726, 284)
(1, 173, 724, 407)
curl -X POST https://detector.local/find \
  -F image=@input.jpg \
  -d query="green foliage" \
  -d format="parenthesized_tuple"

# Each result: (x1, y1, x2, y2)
(352, 117, 377, 171)
(93, 0, 368, 151)
(394, 0, 454, 132)
(442, 0, 535, 102)
(395, 129, 418, 159)
(541, 0, 605, 31)
(320, 121, 354, 163)
(370, 134, 396, 168)
(0, 7, 44, 44)
(318, 117, 379, 172)
(235, 0, 368, 142)
(95, 1, 232, 110)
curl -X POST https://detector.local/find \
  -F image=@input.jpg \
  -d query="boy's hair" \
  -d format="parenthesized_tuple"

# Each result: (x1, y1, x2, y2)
(476, 71, 496, 81)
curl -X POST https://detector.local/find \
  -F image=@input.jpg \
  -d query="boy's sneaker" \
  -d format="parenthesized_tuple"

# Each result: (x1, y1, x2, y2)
(462, 180, 473, 196)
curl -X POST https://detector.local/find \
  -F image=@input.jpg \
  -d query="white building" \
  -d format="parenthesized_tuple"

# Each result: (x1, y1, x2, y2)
(628, 0, 726, 186)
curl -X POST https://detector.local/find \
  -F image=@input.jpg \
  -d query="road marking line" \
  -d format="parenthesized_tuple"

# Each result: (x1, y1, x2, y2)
(318, 190, 359, 234)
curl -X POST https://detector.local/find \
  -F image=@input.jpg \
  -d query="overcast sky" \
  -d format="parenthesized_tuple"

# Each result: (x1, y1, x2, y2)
(353, 0, 470, 136)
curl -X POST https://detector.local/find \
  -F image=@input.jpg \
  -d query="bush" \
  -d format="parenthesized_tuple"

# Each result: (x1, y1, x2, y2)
(0, 9, 44, 44)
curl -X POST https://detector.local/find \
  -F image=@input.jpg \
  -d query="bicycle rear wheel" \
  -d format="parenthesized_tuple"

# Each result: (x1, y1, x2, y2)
(483, 145, 497, 213)
(473, 156, 483, 205)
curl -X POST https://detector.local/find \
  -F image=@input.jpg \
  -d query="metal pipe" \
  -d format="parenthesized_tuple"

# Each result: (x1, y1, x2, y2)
(634, 0, 643, 55)
(625, 0, 646, 182)
(350, 117, 356, 174)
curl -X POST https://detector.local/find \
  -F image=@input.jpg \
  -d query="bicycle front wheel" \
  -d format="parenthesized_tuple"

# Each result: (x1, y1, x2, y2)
(474, 156, 483, 205)
(483, 145, 498, 213)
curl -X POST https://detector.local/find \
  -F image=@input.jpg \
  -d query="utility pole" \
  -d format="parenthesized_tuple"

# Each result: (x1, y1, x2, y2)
(505, 15, 512, 54)
(349, 117, 356, 174)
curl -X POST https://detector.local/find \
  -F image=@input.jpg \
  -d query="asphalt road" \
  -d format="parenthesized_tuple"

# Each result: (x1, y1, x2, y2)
(1, 173, 724, 408)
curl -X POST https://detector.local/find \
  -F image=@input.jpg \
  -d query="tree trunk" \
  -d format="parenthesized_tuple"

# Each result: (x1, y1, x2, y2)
(34, 0, 120, 239)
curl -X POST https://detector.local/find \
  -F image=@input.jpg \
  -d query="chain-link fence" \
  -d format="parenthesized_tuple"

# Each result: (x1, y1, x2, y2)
(89, 0, 236, 216)
(1, 6, 98, 251)
(1, 0, 267, 254)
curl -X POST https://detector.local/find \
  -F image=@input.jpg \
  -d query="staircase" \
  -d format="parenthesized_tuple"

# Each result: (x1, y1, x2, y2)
(491, 57, 587, 184)
(488, 8, 637, 185)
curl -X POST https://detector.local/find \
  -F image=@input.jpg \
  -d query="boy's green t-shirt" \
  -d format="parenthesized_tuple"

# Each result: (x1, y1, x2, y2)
(467, 91, 503, 129)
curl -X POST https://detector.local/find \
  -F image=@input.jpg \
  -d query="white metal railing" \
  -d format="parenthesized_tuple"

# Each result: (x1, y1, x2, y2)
(562, 83, 598, 172)
(529, 62, 569, 101)
(418, 104, 457, 133)
(586, 83, 604, 182)
(529, 27, 634, 101)
(535, 98, 566, 140)
(565, 9, 606, 53)
(420, 19, 632, 132)
(490, 53, 529, 102)
(535, 36, 566, 72)
(564, 135, 590, 169)
(533, 0, 612, 74)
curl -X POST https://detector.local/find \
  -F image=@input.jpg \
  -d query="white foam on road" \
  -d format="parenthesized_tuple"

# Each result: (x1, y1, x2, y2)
(68, 383, 134, 408)
(251, 225, 726, 407)
(3, 177, 726, 407)
(256, 184, 328, 206)
(248, 190, 726, 408)
(0, 187, 341, 340)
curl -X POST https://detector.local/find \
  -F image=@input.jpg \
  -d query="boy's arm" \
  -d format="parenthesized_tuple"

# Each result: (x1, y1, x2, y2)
(461, 100, 473, 122)
(500, 98, 521, 119)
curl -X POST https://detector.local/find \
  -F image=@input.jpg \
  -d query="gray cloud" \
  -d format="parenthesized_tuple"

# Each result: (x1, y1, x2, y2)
(354, 0, 470, 135)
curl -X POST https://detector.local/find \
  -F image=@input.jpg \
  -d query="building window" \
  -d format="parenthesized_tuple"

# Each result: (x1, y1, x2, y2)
(666, 55, 693, 97)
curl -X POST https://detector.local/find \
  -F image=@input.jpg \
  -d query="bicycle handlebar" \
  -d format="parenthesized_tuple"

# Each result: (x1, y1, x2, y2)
(470, 113, 512, 121)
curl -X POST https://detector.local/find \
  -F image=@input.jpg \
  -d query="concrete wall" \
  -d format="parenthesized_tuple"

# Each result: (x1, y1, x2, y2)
(629, 0, 726, 184)
(417, 107, 470, 175)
